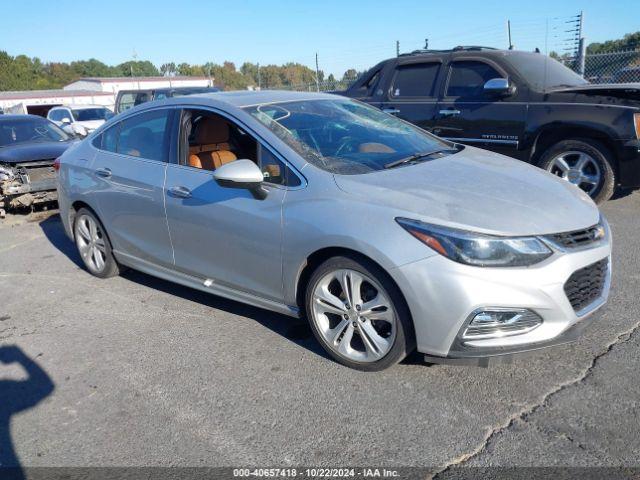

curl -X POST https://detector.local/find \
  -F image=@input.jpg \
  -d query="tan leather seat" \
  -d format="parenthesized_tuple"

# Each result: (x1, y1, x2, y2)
(188, 117, 237, 170)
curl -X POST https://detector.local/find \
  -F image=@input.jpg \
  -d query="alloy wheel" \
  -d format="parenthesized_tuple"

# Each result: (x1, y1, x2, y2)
(76, 214, 108, 273)
(547, 150, 602, 196)
(311, 268, 397, 363)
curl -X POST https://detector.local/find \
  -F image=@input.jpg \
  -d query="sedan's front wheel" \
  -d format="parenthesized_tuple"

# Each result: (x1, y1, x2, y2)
(305, 255, 414, 371)
(74, 208, 121, 278)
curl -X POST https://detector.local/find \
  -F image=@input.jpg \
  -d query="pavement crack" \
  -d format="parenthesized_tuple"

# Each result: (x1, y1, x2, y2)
(431, 319, 640, 478)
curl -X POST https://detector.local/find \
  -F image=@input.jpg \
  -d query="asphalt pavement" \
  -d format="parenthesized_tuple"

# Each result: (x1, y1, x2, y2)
(0, 190, 638, 477)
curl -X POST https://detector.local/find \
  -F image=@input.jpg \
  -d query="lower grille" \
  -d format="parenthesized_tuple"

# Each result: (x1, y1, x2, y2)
(564, 258, 608, 313)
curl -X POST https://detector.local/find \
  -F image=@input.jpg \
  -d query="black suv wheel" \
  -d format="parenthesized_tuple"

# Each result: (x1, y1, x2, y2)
(538, 138, 616, 204)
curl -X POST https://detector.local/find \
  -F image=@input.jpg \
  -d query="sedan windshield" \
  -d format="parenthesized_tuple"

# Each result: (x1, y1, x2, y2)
(72, 108, 113, 122)
(244, 99, 451, 174)
(0, 118, 70, 147)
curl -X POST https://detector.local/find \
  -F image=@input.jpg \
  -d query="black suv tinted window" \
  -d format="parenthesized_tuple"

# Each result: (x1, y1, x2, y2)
(447, 61, 503, 98)
(392, 63, 440, 97)
(353, 69, 382, 96)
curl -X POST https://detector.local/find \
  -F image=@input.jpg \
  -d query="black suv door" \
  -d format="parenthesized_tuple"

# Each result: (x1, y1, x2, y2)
(379, 57, 445, 133)
(433, 58, 527, 159)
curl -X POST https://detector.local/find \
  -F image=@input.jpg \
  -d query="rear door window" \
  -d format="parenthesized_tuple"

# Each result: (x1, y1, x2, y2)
(118, 109, 171, 161)
(391, 63, 440, 97)
(446, 61, 503, 99)
(93, 109, 172, 161)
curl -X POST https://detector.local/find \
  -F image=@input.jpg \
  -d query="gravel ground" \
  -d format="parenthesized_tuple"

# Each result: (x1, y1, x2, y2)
(0, 190, 638, 477)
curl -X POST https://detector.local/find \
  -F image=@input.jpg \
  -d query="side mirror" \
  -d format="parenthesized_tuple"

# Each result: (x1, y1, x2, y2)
(213, 159, 267, 199)
(61, 118, 71, 125)
(483, 78, 515, 97)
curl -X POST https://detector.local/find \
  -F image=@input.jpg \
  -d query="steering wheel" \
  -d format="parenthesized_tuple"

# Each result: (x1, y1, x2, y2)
(334, 136, 360, 157)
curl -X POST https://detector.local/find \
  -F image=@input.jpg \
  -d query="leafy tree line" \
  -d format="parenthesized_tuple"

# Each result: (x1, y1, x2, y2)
(0, 51, 359, 92)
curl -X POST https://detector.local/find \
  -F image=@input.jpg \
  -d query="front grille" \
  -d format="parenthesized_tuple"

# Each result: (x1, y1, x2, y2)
(564, 258, 608, 313)
(547, 224, 605, 250)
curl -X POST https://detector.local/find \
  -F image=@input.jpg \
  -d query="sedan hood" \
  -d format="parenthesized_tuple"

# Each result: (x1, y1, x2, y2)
(0, 141, 73, 164)
(333, 147, 600, 236)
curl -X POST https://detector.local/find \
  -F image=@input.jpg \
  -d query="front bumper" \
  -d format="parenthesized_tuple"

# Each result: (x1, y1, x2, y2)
(615, 138, 640, 188)
(391, 224, 612, 361)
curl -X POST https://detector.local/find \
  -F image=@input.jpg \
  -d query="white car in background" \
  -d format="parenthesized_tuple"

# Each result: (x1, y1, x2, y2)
(47, 105, 114, 137)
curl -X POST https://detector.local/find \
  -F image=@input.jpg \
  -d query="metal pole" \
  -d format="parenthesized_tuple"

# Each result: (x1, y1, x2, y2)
(507, 20, 513, 49)
(578, 37, 586, 76)
(577, 11, 585, 76)
(315, 53, 320, 92)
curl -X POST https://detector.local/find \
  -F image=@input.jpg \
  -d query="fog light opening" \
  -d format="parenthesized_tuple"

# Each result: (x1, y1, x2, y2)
(462, 309, 542, 342)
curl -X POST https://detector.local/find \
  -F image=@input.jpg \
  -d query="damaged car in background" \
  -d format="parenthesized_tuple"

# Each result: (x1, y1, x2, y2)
(0, 115, 75, 217)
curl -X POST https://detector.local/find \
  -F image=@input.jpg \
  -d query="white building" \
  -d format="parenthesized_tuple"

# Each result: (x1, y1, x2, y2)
(64, 76, 213, 94)
(1, 76, 213, 116)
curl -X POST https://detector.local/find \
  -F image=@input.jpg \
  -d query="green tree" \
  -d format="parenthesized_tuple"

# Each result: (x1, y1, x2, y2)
(116, 60, 159, 77)
(160, 62, 177, 76)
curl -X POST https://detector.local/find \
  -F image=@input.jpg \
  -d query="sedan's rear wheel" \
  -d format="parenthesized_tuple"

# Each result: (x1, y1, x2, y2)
(74, 208, 121, 278)
(305, 255, 414, 371)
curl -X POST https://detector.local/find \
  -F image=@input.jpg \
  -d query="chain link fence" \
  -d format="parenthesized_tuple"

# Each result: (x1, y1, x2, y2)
(561, 49, 640, 83)
(276, 75, 359, 93)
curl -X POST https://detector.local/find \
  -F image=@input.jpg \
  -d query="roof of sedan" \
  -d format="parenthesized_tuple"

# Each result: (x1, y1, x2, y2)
(186, 89, 340, 107)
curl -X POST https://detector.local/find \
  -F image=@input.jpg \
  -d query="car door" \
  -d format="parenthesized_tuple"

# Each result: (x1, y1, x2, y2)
(379, 58, 445, 133)
(91, 107, 176, 267)
(433, 58, 527, 158)
(164, 109, 301, 303)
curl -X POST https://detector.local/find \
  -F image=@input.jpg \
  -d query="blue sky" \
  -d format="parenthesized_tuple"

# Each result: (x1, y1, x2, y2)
(2, 0, 638, 76)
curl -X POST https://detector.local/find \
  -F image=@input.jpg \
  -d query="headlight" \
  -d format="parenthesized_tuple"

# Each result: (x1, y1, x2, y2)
(396, 218, 552, 267)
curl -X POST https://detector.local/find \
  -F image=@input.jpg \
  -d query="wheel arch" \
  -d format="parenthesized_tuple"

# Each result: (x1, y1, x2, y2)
(294, 246, 414, 329)
(69, 200, 103, 240)
(529, 123, 618, 172)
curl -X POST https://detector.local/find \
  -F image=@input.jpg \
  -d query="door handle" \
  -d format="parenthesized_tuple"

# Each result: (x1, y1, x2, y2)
(382, 108, 401, 115)
(95, 167, 112, 178)
(168, 186, 192, 199)
(439, 109, 461, 116)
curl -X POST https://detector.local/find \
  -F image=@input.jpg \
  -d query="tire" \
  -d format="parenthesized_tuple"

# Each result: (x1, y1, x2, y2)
(537, 138, 616, 204)
(304, 255, 415, 371)
(73, 208, 121, 278)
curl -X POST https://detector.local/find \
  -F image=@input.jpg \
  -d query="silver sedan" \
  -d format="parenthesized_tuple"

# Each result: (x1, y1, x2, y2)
(56, 91, 611, 371)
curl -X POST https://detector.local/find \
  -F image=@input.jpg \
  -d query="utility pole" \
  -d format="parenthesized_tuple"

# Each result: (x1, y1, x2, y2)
(396, 40, 400, 57)
(131, 48, 138, 78)
(257, 62, 261, 90)
(507, 20, 513, 50)
(315, 52, 320, 92)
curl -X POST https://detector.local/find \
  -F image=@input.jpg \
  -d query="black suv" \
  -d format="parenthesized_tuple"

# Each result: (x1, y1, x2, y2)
(341, 47, 640, 203)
